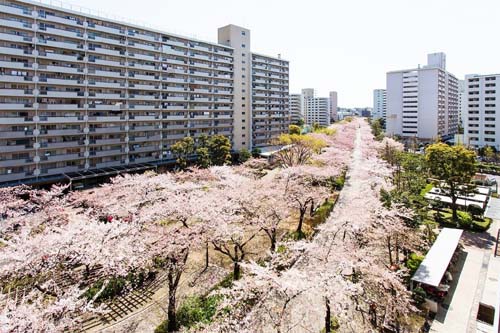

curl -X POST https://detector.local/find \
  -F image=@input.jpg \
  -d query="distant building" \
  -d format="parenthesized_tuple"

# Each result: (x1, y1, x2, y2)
(464, 74, 500, 149)
(373, 89, 387, 120)
(458, 80, 466, 128)
(289, 94, 302, 124)
(386, 52, 459, 141)
(329, 91, 338, 122)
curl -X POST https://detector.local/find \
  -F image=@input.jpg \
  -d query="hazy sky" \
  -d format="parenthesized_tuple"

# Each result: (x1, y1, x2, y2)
(62, 0, 499, 107)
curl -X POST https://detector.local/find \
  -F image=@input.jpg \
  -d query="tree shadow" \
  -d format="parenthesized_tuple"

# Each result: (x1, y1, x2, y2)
(461, 230, 497, 250)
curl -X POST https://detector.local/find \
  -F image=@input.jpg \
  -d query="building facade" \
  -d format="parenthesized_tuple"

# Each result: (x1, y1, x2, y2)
(464, 74, 500, 149)
(372, 89, 386, 120)
(0, 1, 289, 185)
(386, 53, 459, 141)
(304, 97, 330, 127)
(329, 91, 337, 122)
(289, 93, 302, 124)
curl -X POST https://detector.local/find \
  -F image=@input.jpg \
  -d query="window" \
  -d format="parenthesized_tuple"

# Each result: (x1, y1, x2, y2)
(242, 126, 246, 129)
(242, 104, 246, 107)
(241, 44, 246, 48)
(242, 53, 246, 56)
(241, 31, 246, 36)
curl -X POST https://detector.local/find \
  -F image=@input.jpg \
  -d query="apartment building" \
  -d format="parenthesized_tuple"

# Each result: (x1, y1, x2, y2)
(372, 89, 386, 120)
(304, 97, 330, 127)
(289, 93, 302, 124)
(464, 74, 500, 148)
(386, 53, 459, 141)
(329, 91, 338, 122)
(0, 1, 289, 185)
(300, 88, 336, 127)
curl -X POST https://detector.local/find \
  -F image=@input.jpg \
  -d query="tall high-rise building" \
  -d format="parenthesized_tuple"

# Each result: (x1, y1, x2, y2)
(289, 93, 302, 124)
(0, 1, 289, 185)
(386, 52, 459, 141)
(329, 91, 338, 122)
(464, 74, 500, 149)
(372, 89, 386, 120)
(458, 80, 466, 128)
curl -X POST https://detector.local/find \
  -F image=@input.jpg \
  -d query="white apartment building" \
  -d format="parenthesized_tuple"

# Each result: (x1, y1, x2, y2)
(458, 79, 466, 128)
(0, 1, 289, 185)
(372, 89, 386, 120)
(289, 93, 302, 124)
(300, 88, 336, 127)
(386, 53, 459, 141)
(304, 97, 330, 127)
(464, 74, 500, 148)
(329, 91, 338, 122)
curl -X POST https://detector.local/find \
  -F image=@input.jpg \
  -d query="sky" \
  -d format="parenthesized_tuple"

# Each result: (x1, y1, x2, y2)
(62, 0, 499, 107)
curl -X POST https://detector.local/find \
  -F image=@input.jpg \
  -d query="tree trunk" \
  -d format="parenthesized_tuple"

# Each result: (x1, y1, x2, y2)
(451, 196, 458, 225)
(167, 289, 177, 332)
(297, 208, 306, 234)
(270, 229, 277, 253)
(233, 261, 241, 280)
(325, 298, 331, 333)
(203, 241, 209, 271)
(395, 236, 399, 264)
(387, 236, 393, 266)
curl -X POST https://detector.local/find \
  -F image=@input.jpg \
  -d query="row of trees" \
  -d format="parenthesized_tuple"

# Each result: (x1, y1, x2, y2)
(197, 119, 424, 332)
(170, 134, 240, 169)
(0, 121, 358, 332)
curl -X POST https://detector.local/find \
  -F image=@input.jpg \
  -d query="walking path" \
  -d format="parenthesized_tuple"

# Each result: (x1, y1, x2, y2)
(430, 198, 500, 333)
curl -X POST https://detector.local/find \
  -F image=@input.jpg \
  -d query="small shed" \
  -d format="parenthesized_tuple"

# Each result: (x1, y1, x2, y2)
(411, 228, 463, 288)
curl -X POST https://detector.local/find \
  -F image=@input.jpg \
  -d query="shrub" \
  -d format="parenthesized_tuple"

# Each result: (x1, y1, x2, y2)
(251, 147, 262, 157)
(412, 287, 427, 306)
(238, 148, 252, 163)
(289, 124, 301, 135)
(177, 295, 222, 329)
(406, 253, 424, 275)
(468, 204, 484, 219)
(457, 211, 473, 228)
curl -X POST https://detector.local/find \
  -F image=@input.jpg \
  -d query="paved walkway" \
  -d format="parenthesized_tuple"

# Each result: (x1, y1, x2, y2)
(430, 215, 499, 333)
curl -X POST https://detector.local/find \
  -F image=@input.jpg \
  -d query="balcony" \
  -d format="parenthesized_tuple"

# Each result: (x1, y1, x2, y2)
(165, 115, 187, 120)
(91, 149, 124, 158)
(39, 52, 81, 63)
(128, 52, 156, 62)
(40, 77, 82, 86)
(89, 126, 125, 134)
(0, 4, 31, 17)
(0, 104, 33, 111)
(89, 69, 125, 78)
(89, 81, 125, 89)
(130, 145, 158, 153)
(44, 166, 81, 175)
(40, 140, 82, 149)
(130, 125, 157, 132)
(88, 47, 123, 57)
(0, 89, 33, 97)
(0, 158, 32, 168)
(88, 115, 125, 122)
(39, 64, 83, 75)
(90, 24, 124, 36)
(92, 36, 124, 47)
(92, 138, 123, 145)
(130, 104, 159, 110)
(163, 48, 187, 56)
(39, 116, 83, 123)
(91, 58, 125, 68)
(39, 104, 81, 111)
(0, 171, 30, 182)
(40, 91, 82, 98)
(44, 128, 83, 136)
(129, 94, 158, 101)
(43, 27, 83, 39)
(0, 32, 32, 43)
(0, 60, 31, 70)
(39, 153, 83, 163)
(130, 73, 158, 81)
(0, 46, 32, 57)
(131, 115, 158, 121)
